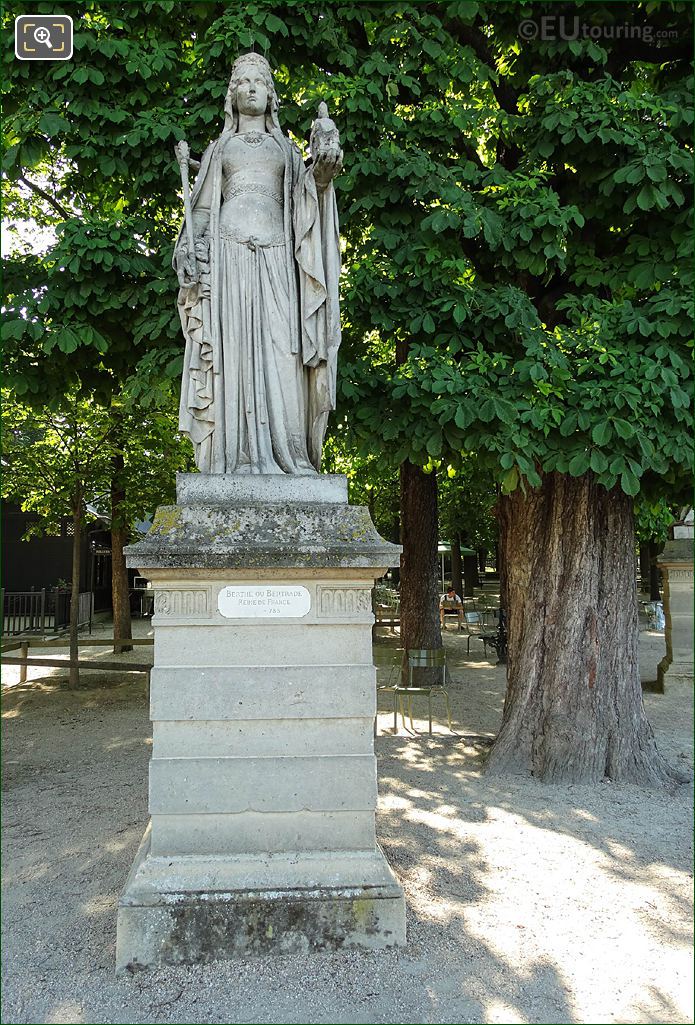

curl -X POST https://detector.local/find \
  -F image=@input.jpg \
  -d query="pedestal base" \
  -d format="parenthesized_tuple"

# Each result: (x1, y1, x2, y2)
(657, 540, 694, 692)
(116, 474, 406, 968)
(657, 657, 694, 690)
(117, 827, 405, 969)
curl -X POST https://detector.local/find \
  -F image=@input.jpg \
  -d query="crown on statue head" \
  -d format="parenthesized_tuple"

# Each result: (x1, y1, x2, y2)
(231, 52, 273, 77)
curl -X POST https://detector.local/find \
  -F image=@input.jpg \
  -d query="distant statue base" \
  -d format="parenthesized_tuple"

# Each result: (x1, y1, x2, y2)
(116, 473, 406, 969)
(657, 535, 694, 691)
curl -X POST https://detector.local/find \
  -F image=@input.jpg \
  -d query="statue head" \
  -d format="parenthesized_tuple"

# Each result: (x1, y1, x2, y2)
(224, 53, 280, 133)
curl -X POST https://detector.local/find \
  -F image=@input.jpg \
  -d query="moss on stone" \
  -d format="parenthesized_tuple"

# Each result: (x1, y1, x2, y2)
(152, 506, 183, 535)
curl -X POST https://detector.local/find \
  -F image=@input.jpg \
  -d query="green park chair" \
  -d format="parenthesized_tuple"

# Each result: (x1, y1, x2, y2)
(391, 648, 454, 736)
(463, 610, 493, 655)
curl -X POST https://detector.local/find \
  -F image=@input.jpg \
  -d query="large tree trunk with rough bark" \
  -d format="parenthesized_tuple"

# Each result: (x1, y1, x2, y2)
(399, 462, 441, 681)
(486, 472, 682, 786)
(111, 447, 133, 655)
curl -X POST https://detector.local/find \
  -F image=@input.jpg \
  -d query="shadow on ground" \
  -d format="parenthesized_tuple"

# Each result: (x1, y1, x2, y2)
(1, 628, 692, 1025)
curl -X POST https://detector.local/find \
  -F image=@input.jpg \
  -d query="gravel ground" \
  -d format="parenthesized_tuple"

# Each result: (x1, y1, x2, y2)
(1, 618, 692, 1025)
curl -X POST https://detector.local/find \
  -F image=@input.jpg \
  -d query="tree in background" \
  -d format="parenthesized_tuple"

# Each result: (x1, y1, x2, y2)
(438, 460, 498, 596)
(1, 393, 113, 686)
(2, 2, 196, 639)
(330, 3, 692, 783)
(107, 396, 193, 653)
(635, 497, 681, 603)
(322, 429, 400, 548)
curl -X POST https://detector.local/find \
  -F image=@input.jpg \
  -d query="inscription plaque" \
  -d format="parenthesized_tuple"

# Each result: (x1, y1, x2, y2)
(217, 585, 311, 619)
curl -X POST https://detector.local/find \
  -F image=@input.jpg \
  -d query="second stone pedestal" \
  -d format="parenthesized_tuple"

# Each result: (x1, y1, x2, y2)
(657, 530, 694, 691)
(116, 473, 406, 969)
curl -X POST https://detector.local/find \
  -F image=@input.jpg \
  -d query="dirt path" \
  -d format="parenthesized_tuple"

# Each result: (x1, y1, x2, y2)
(1, 625, 692, 1024)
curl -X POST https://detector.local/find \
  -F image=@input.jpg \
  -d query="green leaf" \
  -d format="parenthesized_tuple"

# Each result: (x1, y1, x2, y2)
(426, 434, 442, 457)
(613, 419, 635, 439)
(568, 452, 590, 477)
(422, 39, 442, 59)
(620, 469, 640, 496)
(590, 449, 609, 474)
(636, 184, 656, 211)
(560, 412, 578, 437)
(2, 319, 26, 340)
(265, 13, 288, 35)
(56, 328, 79, 354)
(454, 407, 470, 429)
(38, 112, 68, 137)
(501, 466, 519, 494)
(591, 422, 613, 446)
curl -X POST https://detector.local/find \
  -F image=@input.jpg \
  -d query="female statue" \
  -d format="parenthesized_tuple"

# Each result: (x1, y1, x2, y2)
(173, 53, 343, 475)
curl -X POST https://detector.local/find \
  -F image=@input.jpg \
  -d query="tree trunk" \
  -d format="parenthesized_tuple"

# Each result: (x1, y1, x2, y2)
(648, 541, 661, 602)
(450, 536, 463, 598)
(390, 521, 401, 589)
(399, 462, 441, 681)
(463, 554, 478, 596)
(111, 447, 133, 654)
(69, 496, 82, 689)
(486, 472, 682, 786)
(478, 548, 487, 576)
(638, 542, 651, 594)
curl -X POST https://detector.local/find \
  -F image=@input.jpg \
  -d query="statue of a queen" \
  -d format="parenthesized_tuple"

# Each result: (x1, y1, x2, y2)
(173, 53, 343, 476)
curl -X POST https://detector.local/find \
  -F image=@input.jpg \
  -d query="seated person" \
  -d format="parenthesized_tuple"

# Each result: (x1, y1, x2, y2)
(439, 585, 463, 626)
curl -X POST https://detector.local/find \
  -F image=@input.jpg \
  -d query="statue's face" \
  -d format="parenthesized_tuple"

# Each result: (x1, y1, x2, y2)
(235, 71, 269, 117)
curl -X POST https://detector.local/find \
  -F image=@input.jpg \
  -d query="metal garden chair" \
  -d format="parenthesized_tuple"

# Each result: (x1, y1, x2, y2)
(391, 648, 454, 735)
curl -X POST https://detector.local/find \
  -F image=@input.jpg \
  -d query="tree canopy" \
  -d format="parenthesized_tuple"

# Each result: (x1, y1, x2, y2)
(3, 0, 692, 500)
(329, 3, 693, 504)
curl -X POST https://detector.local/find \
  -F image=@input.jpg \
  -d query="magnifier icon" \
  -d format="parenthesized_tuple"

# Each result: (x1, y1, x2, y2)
(34, 26, 52, 47)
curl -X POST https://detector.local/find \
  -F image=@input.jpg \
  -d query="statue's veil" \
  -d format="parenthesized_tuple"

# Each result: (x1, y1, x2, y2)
(223, 53, 282, 138)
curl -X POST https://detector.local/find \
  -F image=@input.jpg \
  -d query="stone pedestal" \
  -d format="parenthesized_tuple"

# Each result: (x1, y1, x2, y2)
(657, 535, 694, 691)
(116, 474, 406, 969)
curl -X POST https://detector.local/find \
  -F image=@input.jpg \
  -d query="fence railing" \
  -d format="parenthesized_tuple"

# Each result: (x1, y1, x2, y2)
(1, 589, 93, 637)
(1, 636, 153, 683)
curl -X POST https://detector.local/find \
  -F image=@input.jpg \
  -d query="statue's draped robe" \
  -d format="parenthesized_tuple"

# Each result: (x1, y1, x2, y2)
(175, 129, 341, 474)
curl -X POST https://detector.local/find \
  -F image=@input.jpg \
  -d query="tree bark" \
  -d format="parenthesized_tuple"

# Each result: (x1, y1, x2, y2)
(486, 472, 682, 786)
(638, 542, 651, 594)
(478, 548, 487, 576)
(399, 462, 441, 680)
(450, 536, 463, 597)
(69, 493, 82, 689)
(463, 554, 479, 596)
(648, 541, 661, 602)
(110, 446, 133, 654)
(390, 520, 401, 589)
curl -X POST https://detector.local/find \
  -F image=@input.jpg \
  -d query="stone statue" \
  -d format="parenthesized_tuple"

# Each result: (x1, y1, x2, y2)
(173, 53, 343, 475)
